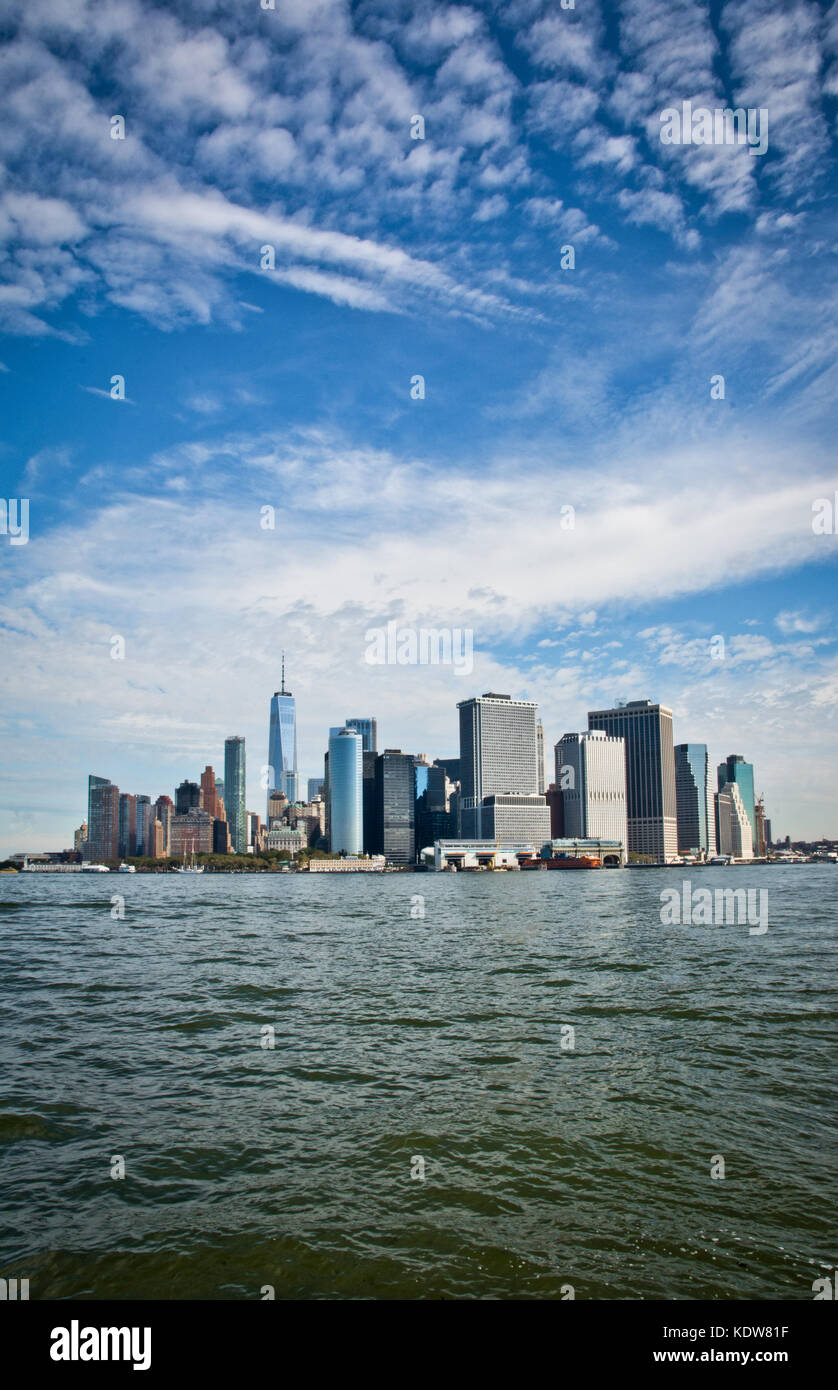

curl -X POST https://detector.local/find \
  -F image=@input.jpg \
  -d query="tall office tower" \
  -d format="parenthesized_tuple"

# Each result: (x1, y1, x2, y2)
(267, 790, 288, 826)
(362, 749, 378, 853)
(87, 775, 111, 838)
(458, 693, 546, 838)
(118, 792, 137, 858)
(375, 749, 416, 864)
(74, 822, 87, 854)
(328, 727, 363, 854)
(216, 778, 224, 803)
(763, 816, 772, 849)
(224, 736, 247, 854)
(346, 717, 377, 753)
(458, 691, 535, 830)
(587, 700, 677, 860)
(555, 730, 628, 845)
(716, 783, 754, 859)
(307, 777, 324, 802)
(545, 784, 564, 837)
(175, 780, 200, 815)
(717, 755, 756, 845)
(135, 795, 153, 857)
(200, 766, 219, 818)
(674, 744, 717, 857)
(213, 818, 231, 854)
(536, 720, 546, 796)
(267, 653, 299, 816)
(87, 780, 119, 861)
(154, 795, 174, 853)
(754, 796, 767, 856)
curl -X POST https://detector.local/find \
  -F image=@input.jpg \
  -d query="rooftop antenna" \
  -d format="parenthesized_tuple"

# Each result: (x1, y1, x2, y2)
(281, 650, 286, 695)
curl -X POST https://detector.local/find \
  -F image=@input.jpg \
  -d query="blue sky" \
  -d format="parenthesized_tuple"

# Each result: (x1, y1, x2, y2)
(1, 0, 837, 851)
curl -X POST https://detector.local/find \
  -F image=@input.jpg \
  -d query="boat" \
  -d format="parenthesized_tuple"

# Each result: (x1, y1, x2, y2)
(175, 844, 204, 874)
(81, 863, 110, 873)
(118, 862, 136, 874)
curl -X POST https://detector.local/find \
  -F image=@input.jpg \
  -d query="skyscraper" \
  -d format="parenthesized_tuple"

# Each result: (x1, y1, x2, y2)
(375, 749, 416, 864)
(716, 782, 754, 859)
(118, 792, 137, 858)
(587, 700, 677, 860)
(717, 755, 756, 845)
(555, 730, 628, 845)
(674, 744, 716, 857)
(536, 720, 546, 796)
(328, 727, 363, 854)
(175, 780, 200, 815)
(267, 653, 299, 815)
(457, 693, 547, 839)
(346, 717, 377, 753)
(87, 775, 111, 841)
(200, 766, 219, 819)
(135, 795, 153, 857)
(87, 779, 119, 861)
(224, 736, 247, 854)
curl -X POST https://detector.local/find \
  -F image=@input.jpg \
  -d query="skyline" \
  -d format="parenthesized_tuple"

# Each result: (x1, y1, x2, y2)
(4, 670, 787, 856)
(1, 0, 837, 850)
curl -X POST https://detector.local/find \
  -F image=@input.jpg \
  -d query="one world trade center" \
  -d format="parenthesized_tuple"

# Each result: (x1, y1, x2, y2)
(267, 653, 299, 814)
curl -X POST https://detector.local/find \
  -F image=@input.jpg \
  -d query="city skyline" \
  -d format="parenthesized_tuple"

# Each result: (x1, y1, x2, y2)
(6, 670, 788, 858)
(1, 0, 837, 852)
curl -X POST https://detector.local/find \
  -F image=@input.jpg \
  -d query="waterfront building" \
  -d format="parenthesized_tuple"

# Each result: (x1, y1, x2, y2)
(308, 855, 385, 872)
(715, 782, 754, 859)
(346, 717, 377, 753)
(87, 780, 119, 861)
(458, 693, 545, 839)
(718, 755, 756, 845)
(224, 736, 247, 854)
(674, 743, 716, 857)
(469, 792, 551, 843)
(587, 700, 677, 860)
(267, 655, 299, 815)
(264, 825, 306, 854)
(87, 775, 110, 839)
(118, 792, 137, 858)
(432, 840, 537, 871)
(135, 795, 153, 857)
(328, 727, 363, 855)
(555, 731, 628, 846)
(170, 810, 213, 857)
(175, 780, 200, 816)
(375, 749, 417, 865)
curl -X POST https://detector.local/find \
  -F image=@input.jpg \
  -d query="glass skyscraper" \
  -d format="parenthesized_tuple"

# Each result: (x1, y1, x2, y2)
(717, 755, 756, 843)
(674, 743, 716, 857)
(345, 717, 377, 753)
(224, 735, 247, 854)
(267, 656, 299, 814)
(328, 727, 363, 855)
(375, 749, 416, 865)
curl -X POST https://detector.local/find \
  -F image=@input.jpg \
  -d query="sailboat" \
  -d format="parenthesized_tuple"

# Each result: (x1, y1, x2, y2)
(175, 841, 204, 874)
